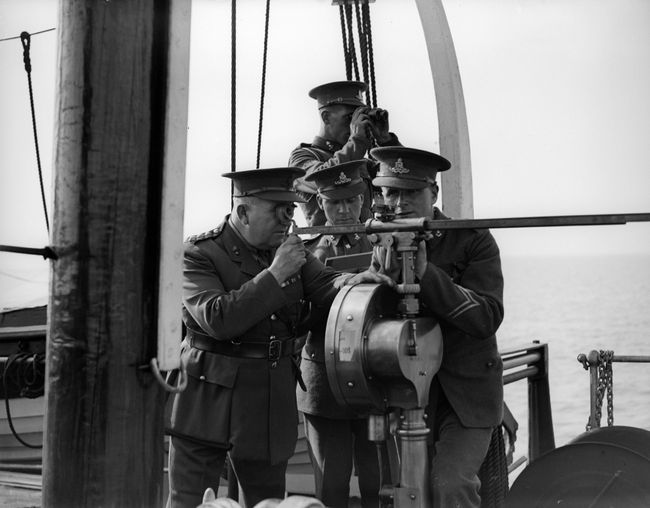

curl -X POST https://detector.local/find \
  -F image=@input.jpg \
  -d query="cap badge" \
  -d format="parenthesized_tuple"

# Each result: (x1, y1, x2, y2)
(389, 158, 410, 174)
(334, 172, 351, 185)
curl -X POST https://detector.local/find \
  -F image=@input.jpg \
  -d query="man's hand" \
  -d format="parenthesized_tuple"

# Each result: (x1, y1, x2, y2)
(332, 273, 355, 289)
(335, 269, 396, 288)
(368, 108, 392, 145)
(349, 106, 372, 142)
(269, 234, 306, 284)
(415, 240, 428, 279)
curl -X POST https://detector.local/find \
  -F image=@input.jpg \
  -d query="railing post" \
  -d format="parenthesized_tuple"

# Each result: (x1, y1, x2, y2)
(527, 342, 555, 461)
(586, 350, 600, 430)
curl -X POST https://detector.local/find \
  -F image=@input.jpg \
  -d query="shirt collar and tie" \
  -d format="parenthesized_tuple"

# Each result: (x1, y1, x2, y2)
(228, 216, 274, 267)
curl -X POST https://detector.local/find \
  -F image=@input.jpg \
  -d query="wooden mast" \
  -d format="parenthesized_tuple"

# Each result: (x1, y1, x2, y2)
(44, 1, 190, 506)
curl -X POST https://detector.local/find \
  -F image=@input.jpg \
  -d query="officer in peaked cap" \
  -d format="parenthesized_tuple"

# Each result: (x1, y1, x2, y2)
(297, 159, 379, 507)
(288, 80, 402, 227)
(166, 167, 345, 508)
(308, 80, 367, 109)
(346, 146, 506, 508)
(371, 146, 451, 194)
(224, 166, 308, 202)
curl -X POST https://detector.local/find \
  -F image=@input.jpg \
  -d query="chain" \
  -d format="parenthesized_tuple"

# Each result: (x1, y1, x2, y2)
(591, 350, 614, 429)
(602, 350, 614, 426)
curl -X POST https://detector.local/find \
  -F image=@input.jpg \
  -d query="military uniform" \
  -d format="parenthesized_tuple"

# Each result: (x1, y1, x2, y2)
(369, 147, 504, 508)
(166, 168, 341, 508)
(299, 228, 373, 419)
(288, 80, 399, 226)
(296, 161, 380, 508)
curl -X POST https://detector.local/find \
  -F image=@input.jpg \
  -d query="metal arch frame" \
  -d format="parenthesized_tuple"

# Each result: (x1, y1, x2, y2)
(415, 0, 474, 220)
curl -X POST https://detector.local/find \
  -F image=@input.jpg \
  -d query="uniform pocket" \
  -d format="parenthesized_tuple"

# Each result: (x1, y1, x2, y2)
(185, 348, 239, 388)
(166, 347, 240, 445)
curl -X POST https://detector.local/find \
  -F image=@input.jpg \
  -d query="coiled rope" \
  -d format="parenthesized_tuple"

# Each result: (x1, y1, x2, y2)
(2, 350, 45, 449)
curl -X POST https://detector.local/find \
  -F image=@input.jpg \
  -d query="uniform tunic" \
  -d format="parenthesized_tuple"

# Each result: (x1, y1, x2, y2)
(288, 134, 399, 226)
(298, 230, 378, 507)
(298, 231, 373, 418)
(371, 208, 504, 428)
(370, 207, 504, 508)
(166, 217, 340, 464)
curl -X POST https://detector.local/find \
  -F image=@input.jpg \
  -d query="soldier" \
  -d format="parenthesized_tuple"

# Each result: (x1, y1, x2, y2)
(288, 80, 400, 227)
(298, 160, 379, 508)
(166, 168, 346, 508)
(344, 147, 505, 508)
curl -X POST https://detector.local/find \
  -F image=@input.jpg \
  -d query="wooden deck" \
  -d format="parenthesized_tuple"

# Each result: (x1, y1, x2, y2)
(0, 472, 41, 508)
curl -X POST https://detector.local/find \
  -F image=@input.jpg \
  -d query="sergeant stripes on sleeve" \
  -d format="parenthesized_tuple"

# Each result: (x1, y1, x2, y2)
(447, 285, 480, 319)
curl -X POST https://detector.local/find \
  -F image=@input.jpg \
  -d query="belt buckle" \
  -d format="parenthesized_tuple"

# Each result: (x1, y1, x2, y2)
(268, 338, 282, 362)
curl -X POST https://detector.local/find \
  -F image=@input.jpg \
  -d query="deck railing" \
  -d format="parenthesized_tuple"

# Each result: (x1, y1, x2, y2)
(500, 341, 555, 467)
(577, 350, 650, 430)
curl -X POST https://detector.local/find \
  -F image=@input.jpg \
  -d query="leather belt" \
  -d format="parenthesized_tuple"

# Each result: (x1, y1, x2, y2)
(187, 330, 295, 361)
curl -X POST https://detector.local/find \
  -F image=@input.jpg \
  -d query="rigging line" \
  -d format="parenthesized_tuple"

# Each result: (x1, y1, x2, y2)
(339, 5, 352, 81)
(353, 0, 369, 89)
(230, 0, 236, 207)
(0, 27, 55, 43)
(344, 5, 360, 81)
(362, 2, 377, 109)
(256, 0, 271, 169)
(0, 269, 46, 283)
(20, 32, 50, 234)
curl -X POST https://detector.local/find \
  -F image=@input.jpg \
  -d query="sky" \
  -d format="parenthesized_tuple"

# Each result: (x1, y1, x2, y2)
(1, 0, 649, 308)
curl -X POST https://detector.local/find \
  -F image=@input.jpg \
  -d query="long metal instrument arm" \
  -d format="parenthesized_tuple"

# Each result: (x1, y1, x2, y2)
(293, 213, 650, 236)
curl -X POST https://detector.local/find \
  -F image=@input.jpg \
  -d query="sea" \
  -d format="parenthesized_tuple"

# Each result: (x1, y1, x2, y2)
(1, 252, 649, 468)
(498, 253, 650, 468)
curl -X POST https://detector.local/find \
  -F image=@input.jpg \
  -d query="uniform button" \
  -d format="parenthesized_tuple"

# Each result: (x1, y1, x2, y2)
(486, 361, 494, 368)
(311, 353, 315, 358)
(199, 375, 206, 381)
(270, 314, 277, 321)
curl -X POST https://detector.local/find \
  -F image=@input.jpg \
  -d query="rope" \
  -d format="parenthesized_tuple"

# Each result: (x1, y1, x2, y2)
(362, 2, 377, 108)
(339, 5, 352, 80)
(335, 2, 377, 108)
(230, 0, 236, 207)
(2, 350, 45, 449)
(256, 0, 271, 169)
(20, 32, 50, 234)
(354, 0, 369, 88)
(478, 425, 508, 508)
(344, 5, 360, 81)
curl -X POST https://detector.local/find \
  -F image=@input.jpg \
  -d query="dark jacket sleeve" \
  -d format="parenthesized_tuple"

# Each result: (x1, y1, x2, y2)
(418, 230, 504, 339)
(300, 251, 341, 308)
(289, 136, 371, 193)
(182, 242, 289, 340)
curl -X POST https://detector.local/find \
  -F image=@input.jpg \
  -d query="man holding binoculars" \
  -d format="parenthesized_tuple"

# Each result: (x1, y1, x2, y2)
(289, 80, 401, 226)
